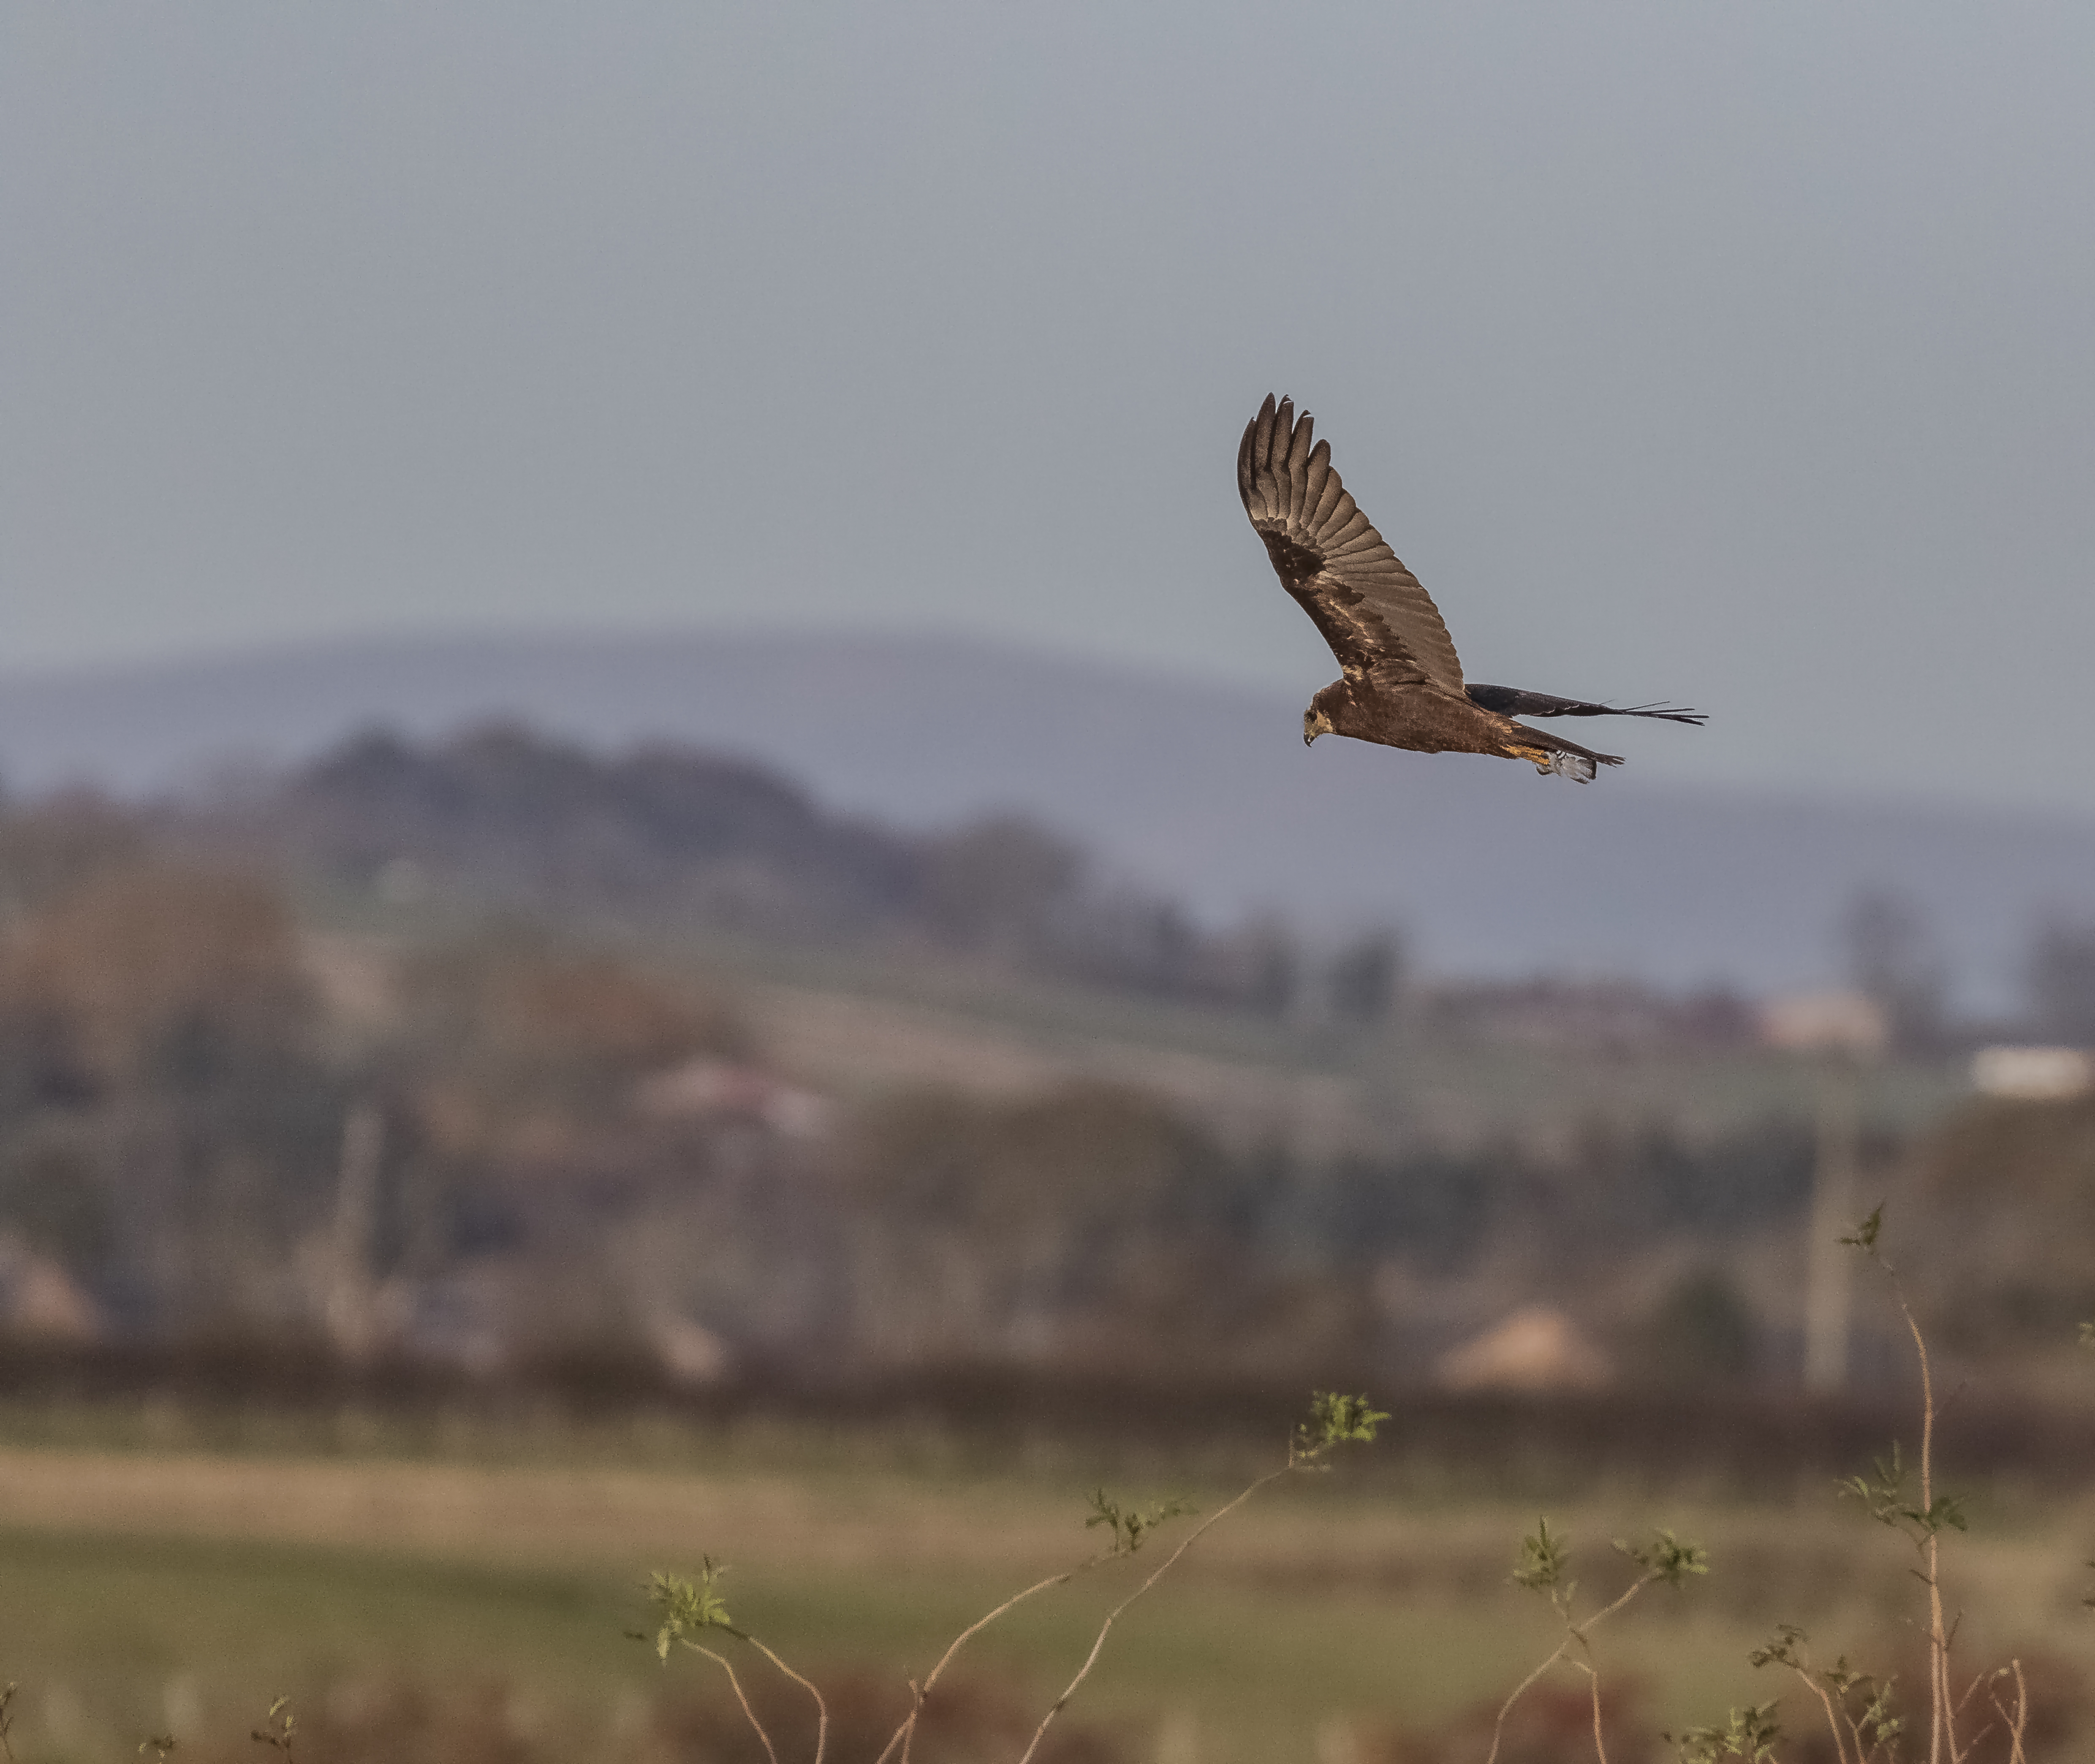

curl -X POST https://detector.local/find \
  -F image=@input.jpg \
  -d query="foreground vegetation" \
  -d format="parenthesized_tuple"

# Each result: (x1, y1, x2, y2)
(0, 1239, 2089, 1762)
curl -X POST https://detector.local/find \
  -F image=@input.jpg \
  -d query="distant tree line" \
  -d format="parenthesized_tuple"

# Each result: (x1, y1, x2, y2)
(0, 744, 2092, 1385)
(185, 723, 1408, 1024)
(0, 792, 1833, 1375)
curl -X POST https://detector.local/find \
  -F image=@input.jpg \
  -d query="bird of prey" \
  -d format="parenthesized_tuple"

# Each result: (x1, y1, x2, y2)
(1238, 395, 1703, 782)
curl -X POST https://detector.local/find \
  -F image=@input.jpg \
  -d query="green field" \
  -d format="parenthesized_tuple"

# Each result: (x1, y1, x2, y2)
(0, 1415, 2085, 1764)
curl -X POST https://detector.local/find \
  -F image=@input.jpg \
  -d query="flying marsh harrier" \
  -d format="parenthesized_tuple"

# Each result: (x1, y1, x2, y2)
(1239, 395, 1703, 782)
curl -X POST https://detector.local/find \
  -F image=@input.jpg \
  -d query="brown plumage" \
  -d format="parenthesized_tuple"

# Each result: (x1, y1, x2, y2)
(1237, 394, 1703, 782)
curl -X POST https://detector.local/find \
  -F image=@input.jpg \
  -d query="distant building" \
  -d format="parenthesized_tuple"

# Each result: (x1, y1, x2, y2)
(1970, 1045, 2095, 1101)
(1435, 1305, 1613, 1392)
(0, 1234, 103, 1342)
(1421, 977, 1758, 1053)
(632, 1058, 832, 1139)
(647, 1311, 734, 1385)
(1758, 990, 1888, 1057)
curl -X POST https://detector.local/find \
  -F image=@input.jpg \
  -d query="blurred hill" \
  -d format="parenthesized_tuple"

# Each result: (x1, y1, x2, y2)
(4, 629, 2094, 1000)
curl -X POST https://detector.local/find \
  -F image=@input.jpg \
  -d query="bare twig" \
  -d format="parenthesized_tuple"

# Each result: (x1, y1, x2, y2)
(1787, 1665, 1853, 1764)
(690, 1643, 779, 1764)
(1014, 1466, 1292, 1764)
(1486, 1642, 1572, 1764)
(1487, 1566, 1662, 1764)
(1882, 1261, 1951, 1764)
(1847, 1213, 1956, 1764)
(1976, 1661, 2031, 1764)
(1568, 1658, 1609, 1764)
(874, 1566, 1093, 1764)
(744, 1635, 828, 1764)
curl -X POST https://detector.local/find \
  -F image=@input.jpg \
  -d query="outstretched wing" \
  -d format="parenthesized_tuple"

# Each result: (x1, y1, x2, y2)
(1237, 394, 1465, 695)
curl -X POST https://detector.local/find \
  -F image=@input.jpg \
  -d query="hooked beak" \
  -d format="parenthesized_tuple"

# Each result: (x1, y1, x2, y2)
(1303, 728, 1317, 746)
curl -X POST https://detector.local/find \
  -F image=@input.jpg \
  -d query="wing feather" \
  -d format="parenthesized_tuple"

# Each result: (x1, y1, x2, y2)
(1253, 394, 1280, 483)
(1237, 396, 1465, 693)
(1302, 440, 1338, 528)
(1284, 411, 1314, 526)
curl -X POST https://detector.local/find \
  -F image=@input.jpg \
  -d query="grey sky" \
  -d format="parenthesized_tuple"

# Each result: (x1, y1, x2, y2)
(4, 3, 2092, 813)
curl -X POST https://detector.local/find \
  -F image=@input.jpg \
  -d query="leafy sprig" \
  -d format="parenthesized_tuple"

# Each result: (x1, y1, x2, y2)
(1513, 1516, 1574, 1609)
(1291, 1392, 1389, 1465)
(649, 1559, 738, 1658)
(1840, 1442, 1967, 1544)
(249, 1696, 296, 1759)
(1840, 1204, 1885, 1253)
(1614, 1529, 1709, 1589)
(1085, 1490, 1196, 1556)
(1668, 1702, 1783, 1762)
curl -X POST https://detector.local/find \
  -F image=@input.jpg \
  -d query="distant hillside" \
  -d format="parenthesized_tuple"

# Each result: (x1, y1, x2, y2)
(201, 722, 1325, 1014)
(3, 628, 2092, 1001)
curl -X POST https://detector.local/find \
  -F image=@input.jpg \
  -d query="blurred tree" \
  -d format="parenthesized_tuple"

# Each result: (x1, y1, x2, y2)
(0, 791, 145, 919)
(10, 863, 314, 1089)
(1841, 887, 1948, 1054)
(1327, 928, 1404, 1024)
(971, 1083, 1229, 1238)
(394, 934, 747, 1144)
(0, 862, 346, 1328)
(1908, 1092, 2095, 1351)
(1208, 914, 1298, 1018)
(0, 1126, 112, 1269)
(2024, 916, 2095, 1045)
(843, 1083, 1238, 1360)
(850, 1083, 1225, 1239)
(1644, 1267, 1758, 1386)
(918, 815, 1085, 956)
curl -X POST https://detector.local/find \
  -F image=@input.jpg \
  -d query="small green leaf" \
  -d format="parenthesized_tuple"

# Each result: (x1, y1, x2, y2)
(648, 1558, 735, 1658)
(1293, 1392, 1389, 1460)
(1617, 1529, 1709, 1588)
(1513, 1517, 1572, 1600)
(1084, 1490, 1197, 1555)
(1747, 1623, 1806, 1671)
(1840, 1204, 1885, 1252)
(1666, 1701, 1783, 1762)
(1922, 1495, 1968, 1535)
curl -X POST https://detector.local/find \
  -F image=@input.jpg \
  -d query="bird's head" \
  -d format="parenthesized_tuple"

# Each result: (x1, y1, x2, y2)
(1302, 703, 1335, 746)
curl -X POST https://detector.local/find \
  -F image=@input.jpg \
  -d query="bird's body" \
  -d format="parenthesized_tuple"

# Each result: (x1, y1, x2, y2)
(1239, 395, 1702, 782)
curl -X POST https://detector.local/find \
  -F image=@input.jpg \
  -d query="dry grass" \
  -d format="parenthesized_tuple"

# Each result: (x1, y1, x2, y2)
(0, 1431, 2088, 1764)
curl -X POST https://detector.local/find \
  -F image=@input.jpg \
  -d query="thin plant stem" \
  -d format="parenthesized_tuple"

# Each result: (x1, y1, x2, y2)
(1013, 1466, 1292, 1764)
(1571, 1575, 1650, 1643)
(1884, 1263, 1951, 1764)
(1485, 1643, 1571, 1764)
(1486, 1569, 1655, 1764)
(874, 1566, 1094, 1764)
(744, 1634, 829, 1764)
(1991, 1659, 2029, 1764)
(689, 1643, 779, 1764)
(1951, 1665, 1998, 1760)
(1785, 1665, 1853, 1764)
(1569, 1658, 1609, 1764)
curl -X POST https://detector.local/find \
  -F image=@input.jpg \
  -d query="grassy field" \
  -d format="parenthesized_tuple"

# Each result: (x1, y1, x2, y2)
(0, 1416, 2087, 1763)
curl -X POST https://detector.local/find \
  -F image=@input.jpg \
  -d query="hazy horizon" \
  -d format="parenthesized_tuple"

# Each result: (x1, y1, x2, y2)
(6, 615, 2095, 833)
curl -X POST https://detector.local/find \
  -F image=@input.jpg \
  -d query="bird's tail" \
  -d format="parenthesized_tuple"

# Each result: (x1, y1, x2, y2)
(1466, 684, 1706, 726)
(1510, 722, 1623, 783)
